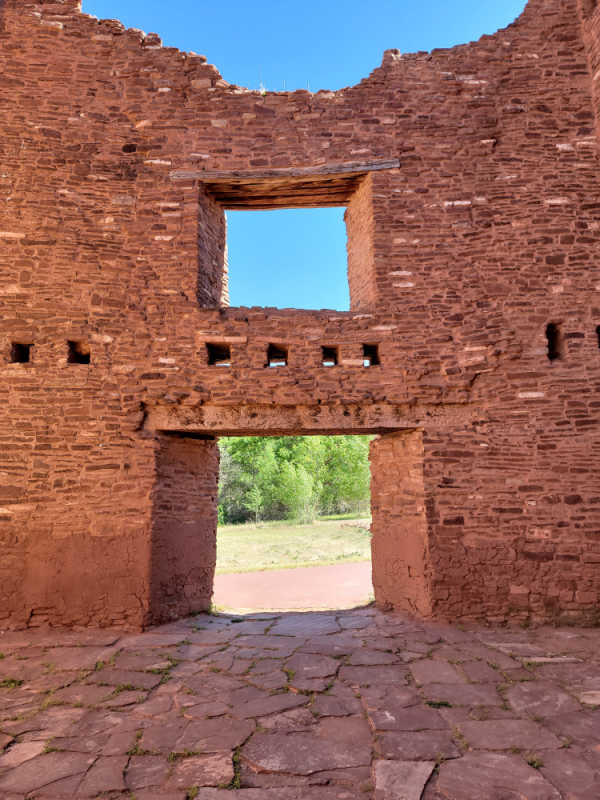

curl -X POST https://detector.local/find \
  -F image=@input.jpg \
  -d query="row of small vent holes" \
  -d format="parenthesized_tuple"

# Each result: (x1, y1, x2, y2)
(9, 341, 90, 364)
(9, 326, 589, 365)
(7, 340, 379, 368)
(208, 342, 381, 368)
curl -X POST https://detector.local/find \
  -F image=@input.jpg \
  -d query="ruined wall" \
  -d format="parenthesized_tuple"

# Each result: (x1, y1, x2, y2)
(580, 0, 600, 128)
(370, 431, 432, 617)
(0, 0, 599, 627)
(346, 174, 376, 310)
(149, 436, 219, 625)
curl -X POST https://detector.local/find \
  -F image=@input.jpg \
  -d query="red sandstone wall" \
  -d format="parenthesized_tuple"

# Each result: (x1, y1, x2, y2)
(197, 188, 226, 307)
(0, 0, 599, 626)
(346, 175, 377, 310)
(149, 436, 218, 625)
(580, 0, 600, 129)
(370, 431, 432, 617)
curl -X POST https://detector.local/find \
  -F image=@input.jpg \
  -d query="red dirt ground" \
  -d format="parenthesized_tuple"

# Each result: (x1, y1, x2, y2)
(213, 561, 373, 613)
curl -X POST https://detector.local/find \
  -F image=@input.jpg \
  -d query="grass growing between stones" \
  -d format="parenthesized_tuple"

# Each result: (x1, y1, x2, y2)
(216, 518, 371, 574)
(0, 678, 23, 689)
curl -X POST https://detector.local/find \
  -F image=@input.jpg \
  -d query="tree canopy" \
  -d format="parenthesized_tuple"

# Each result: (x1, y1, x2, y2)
(218, 435, 372, 524)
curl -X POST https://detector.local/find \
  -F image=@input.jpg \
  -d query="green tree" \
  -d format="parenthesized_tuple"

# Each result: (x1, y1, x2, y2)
(244, 484, 264, 524)
(218, 444, 250, 523)
(277, 461, 318, 523)
(319, 436, 371, 515)
(217, 434, 372, 524)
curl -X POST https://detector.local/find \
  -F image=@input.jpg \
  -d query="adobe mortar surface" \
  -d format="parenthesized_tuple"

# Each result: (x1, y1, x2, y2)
(0, 608, 599, 798)
(1, 0, 600, 628)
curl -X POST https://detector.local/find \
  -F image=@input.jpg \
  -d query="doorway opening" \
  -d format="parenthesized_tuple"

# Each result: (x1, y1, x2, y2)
(213, 434, 373, 612)
(149, 426, 429, 624)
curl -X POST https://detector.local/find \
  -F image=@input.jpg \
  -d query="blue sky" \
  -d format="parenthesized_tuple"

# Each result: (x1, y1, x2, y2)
(82, 0, 526, 310)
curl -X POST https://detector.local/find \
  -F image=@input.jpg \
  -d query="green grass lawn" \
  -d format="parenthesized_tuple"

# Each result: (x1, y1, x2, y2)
(216, 518, 371, 574)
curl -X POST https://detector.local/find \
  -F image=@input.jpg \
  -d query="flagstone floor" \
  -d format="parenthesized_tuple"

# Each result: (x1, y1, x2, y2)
(0, 606, 599, 799)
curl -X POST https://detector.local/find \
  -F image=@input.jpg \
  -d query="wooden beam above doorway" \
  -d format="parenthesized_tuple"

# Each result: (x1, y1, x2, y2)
(170, 159, 400, 209)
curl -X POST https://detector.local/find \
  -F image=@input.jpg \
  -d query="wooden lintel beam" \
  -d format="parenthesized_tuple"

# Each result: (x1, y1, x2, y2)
(221, 200, 350, 210)
(214, 187, 354, 197)
(211, 189, 356, 202)
(170, 158, 400, 182)
(205, 177, 359, 193)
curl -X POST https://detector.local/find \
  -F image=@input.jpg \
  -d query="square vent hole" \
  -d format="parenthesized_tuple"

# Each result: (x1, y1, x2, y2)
(322, 346, 338, 367)
(267, 343, 288, 367)
(11, 342, 32, 363)
(363, 343, 380, 367)
(207, 342, 232, 366)
(67, 340, 90, 365)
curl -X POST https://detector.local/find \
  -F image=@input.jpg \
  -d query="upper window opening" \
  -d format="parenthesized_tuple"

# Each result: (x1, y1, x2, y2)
(267, 343, 288, 367)
(207, 342, 232, 367)
(596, 325, 600, 349)
(322, 346, 338, 367)
(11, 342, 32, 363)
(191, 160, 398, 313)
(67, 340, 91, 365)
(546, 323, 563, 362)
(363, 343, 380, 367)
(226, 208, 349, 311)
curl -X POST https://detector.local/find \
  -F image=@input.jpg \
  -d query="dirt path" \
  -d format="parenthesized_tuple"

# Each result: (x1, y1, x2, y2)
(213, 560, 373, 612)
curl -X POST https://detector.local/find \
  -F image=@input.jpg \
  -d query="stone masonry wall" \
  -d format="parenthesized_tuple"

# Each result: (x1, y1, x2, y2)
(149, 436, 219, 626)
(346, 174, 377, 311)
(370, 431, 432, 618)
(0, 0, 599, 627)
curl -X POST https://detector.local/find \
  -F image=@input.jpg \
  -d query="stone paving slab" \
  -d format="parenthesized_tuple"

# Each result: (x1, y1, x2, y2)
(377, 730, 461, 761)
(457, 719, 561, 750)
(538, 749, 600, 799)
(430, 752, 562, 799)
(505, 680, 581, 717)
(374, 759, 435, 800)
(1, 608, 600, 798)
(421, 682, 502, 707)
